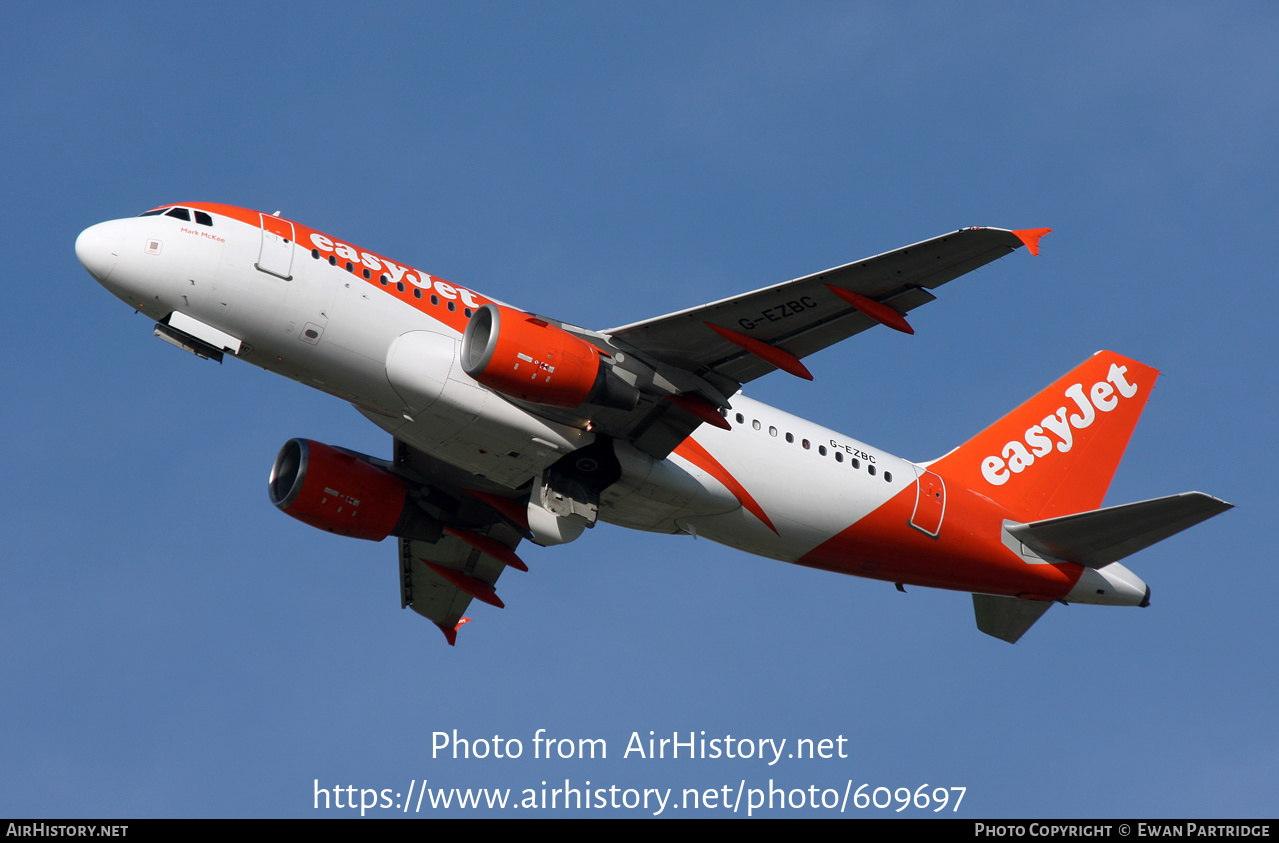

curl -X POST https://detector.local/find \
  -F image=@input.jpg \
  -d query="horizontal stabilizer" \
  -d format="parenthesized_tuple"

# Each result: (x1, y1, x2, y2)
(1006, 492, 1233, 568)
(973, 594, 1052, 643)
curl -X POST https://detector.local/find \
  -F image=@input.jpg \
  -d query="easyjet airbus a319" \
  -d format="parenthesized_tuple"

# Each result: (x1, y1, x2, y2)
(76, 203, 1231, 644)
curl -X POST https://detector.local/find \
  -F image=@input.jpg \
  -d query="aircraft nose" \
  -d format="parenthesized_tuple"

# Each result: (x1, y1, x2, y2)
(75, 222, 120, 283)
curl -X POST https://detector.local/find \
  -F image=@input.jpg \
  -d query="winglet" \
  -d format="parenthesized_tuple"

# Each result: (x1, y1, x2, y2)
(705, 323, 813, 381)
(824, 286, 914, 334)
(443, 526, 528, 572)
(435, 617, 470, 646)
(1012, 228, 1052, 256)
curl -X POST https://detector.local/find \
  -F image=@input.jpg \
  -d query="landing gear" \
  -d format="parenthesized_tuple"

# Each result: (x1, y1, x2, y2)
(527, 436, 621, 545)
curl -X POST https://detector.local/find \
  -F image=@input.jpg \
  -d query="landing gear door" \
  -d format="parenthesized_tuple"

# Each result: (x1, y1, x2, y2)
(910, 466, 946, 538)
(256, 213, 295, 280)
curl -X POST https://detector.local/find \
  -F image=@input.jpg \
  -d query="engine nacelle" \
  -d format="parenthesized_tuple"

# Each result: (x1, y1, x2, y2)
(268, 439, 437, 542)
(461, 303, 637, 410)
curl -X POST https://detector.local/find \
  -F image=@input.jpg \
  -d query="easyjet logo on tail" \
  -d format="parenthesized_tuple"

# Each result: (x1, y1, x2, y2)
(980, 363, 1140, 486)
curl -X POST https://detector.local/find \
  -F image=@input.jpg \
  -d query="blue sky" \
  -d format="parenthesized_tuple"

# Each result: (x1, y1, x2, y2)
(2, 2, 1275, 818)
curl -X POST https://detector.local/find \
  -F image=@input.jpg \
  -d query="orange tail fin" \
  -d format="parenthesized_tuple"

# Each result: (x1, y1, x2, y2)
(931, 351, 1158, 521)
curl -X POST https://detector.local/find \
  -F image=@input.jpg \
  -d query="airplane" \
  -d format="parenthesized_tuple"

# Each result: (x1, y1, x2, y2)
(75, 203, 1232, 645)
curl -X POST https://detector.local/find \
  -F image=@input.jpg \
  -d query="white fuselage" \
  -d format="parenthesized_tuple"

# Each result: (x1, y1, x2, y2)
(78, 203, 1160, 621)
(76, 207, 906, 563)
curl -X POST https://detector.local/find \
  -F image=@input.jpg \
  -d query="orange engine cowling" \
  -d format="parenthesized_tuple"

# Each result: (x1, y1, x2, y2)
(268, 439, 433, 542)
(461, 303, 637, 410)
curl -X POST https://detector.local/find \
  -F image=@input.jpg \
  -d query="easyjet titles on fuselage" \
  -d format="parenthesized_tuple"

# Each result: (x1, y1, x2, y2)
(306, 231, 483, 309)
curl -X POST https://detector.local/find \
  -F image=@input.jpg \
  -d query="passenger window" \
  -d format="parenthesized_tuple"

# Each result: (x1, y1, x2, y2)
(165, 207, 191, 221)
(818, 445, 827, 456)
(802, 439, 811, 450)
(735, 413, 744, 424)
(752, 420, 761, 431)
(835, 452, 843, 463)
(194, 211, 213, 226)
(785, 432, 793, 443)
(768, 426, 777, 437)
(884, 472, 892, 482)
(868, 464, 877, 476)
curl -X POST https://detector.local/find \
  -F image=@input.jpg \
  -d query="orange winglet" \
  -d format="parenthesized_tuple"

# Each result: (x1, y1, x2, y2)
(704, 323, 813, 381)
(1012, 228, 1052, 256)
(824, 286, 914, 335)
(666, 393, 732, 430)
(434, 617, 470, 646)
(464, 488, 531, 531)
(444, 526, 528, 572)
(424, 561, 506, 608)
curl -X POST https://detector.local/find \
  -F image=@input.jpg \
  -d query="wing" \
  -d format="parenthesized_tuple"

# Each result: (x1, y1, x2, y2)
(391, 438, 531, 645)
(590, 227, 1047, 457)
(400, 524, 525, 644)
(389, 228, 1046, 639)
(606, 227, 1046, 388)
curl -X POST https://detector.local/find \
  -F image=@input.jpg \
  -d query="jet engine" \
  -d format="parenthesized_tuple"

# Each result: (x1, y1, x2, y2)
(268, 439, 439, 542)
(461, 303, 638, 410)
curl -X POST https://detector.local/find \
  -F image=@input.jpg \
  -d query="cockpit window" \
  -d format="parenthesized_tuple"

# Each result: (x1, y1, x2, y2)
(165, 207, 191, 222)
(139, 208, 167, 216)
(194, 211, 213, 226)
